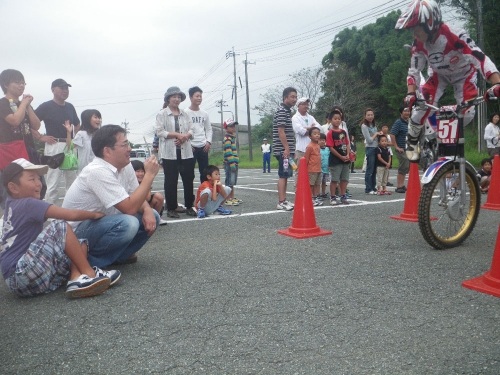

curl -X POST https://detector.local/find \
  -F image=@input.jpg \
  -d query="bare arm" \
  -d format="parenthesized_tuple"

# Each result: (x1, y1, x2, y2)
(4, 95, 33, 127)
(278, 127, 290, 158)
(45, 205, 105, 221)
(114, 156, 160, 215)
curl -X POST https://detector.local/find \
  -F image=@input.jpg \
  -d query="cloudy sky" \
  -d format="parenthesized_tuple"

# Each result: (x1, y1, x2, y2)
(2, 0, 413, 144)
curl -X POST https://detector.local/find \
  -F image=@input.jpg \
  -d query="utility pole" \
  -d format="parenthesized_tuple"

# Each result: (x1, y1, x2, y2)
(477, 0, 486, 152)
(215, 95, 227, 145)
(226, 47, 240, 150)
(121, 120, 129, 133)
(244, 53, 256, 161)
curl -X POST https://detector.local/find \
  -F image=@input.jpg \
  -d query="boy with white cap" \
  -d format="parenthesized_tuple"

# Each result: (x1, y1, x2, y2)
(0, 158, 119, 298)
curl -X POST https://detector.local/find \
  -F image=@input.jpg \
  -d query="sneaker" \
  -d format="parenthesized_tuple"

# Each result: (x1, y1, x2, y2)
(387, 182, 394, 187)
(185, 207, 197, 216)
(340, 195, 350, 205)
(197, 207, 206, 218)
(93, 266, 121, 286)
(330, 196, 338, 205)
(320, 193, 329, 199)
(283, 200, 294, 209)
(232, 198, 243, 203)
(225, 199, 239, 206)
(166, 210, 180, 218)
(277, 201, 293, 211)
(395, 187, 406, 193)
(366, 191, 377, 195)
(159, 218, 168, 226)
(217, 206, 232, 215)
(66, 274, 110, 298)
(315, 198, 324, 206)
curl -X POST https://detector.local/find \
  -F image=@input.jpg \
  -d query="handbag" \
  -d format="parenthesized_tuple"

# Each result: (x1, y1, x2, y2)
(349, 151, 356, 162)
(0, 140, 29, 170)
(41, 153, 65, 169)
(59, 143, 78, 170)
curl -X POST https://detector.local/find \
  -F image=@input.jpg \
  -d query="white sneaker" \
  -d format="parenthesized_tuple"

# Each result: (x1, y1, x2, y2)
(93, 266, 121, 286)
(315, 198, 323, 206)
(277, 201, 293, 211)
(283, 200, 294, 208)
(159, 218, 168, 226)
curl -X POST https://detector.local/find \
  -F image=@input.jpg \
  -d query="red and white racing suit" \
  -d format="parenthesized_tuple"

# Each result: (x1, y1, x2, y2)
(407, 23, 499, 138)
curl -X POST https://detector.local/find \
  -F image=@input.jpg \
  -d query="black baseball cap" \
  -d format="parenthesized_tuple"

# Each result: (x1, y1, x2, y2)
(2, 158, 48, 187)
(51, 78, 72, 88)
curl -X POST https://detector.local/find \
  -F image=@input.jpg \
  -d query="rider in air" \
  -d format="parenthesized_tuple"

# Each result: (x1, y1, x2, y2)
(395, 0, 500, 161)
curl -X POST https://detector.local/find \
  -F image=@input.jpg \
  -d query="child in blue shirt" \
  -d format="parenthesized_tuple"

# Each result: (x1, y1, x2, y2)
(0, 158, 120, 298)
(319, 133, 330, 199)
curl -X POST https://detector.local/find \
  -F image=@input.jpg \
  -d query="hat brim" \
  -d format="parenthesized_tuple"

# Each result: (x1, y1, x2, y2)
(25, 165, 49, 176)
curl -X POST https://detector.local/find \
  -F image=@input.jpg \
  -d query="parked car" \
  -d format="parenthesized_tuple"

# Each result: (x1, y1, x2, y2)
(130, 149, 147, 162)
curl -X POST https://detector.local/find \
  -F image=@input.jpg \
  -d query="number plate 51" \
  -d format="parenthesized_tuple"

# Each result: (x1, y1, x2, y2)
(438, 119, 458, 144)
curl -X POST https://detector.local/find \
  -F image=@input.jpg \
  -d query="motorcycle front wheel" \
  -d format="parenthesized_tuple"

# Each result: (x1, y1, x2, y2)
(418, 162, 480, 249)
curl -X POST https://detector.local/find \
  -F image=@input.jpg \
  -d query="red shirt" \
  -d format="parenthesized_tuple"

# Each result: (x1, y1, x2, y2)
(195, 181, 222, 207)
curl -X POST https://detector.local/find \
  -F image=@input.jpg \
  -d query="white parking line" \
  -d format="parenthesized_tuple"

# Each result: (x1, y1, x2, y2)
(164, 198, 407, 224)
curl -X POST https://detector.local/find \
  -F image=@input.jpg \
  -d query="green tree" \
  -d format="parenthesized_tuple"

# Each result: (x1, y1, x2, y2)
(251, 114, 274, 144)
(322, 11, 413, 117)
(314, 63, 375, 136)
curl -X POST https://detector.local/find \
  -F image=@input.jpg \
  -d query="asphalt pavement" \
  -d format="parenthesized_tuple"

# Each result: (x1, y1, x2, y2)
(1, 167, 500, 374)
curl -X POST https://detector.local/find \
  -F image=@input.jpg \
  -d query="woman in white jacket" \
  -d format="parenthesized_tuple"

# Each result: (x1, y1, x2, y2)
(156, 86, 196, 218)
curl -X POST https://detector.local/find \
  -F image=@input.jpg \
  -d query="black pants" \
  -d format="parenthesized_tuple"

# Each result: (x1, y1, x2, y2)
(162, 150, 195, 210)
(192, 146, 209, 183)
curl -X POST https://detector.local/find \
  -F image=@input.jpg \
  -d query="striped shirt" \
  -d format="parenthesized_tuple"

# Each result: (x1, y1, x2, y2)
(272, 103, 295, 156)
(223, 133, 238, 171)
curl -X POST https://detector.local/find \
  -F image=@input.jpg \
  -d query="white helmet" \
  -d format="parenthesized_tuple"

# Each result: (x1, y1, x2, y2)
(395, 0, 442, 35)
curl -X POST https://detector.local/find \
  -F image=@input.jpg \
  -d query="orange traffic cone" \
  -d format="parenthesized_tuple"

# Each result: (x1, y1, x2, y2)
(278, 157, 332, 239)
(462, 223, 500, 298)
(481, 154, 500, 211)
(390, 161, 421, 222)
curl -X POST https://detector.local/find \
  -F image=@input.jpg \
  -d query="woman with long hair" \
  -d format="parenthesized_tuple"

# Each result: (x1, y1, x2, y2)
(73, 109, 101, 174)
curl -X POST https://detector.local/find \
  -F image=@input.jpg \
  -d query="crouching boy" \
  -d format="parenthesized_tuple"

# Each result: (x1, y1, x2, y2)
(0, 158, 120, 299)
(195, 165, 232, 218)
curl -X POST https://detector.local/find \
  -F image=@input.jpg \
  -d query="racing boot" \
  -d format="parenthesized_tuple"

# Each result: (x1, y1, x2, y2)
(406, 119, 423, 162)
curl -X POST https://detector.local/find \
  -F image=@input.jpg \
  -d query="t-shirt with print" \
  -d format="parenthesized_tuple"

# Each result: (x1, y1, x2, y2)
(0, 97, 35, 148)
(195, 181, 222, 208)
(304, 142, 321, 173)
(326, 128, 350, 166)
(0, 197, 51, 279)
(35, 100, 80, 138)
(184, 108, 212, 148)
(376, 146, 391, 167)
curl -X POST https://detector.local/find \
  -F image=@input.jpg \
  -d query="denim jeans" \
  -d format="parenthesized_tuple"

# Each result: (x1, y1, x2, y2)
(364, 147, 377, 193)
(74, 212, 160, 268)
(192, 146, 210, 183)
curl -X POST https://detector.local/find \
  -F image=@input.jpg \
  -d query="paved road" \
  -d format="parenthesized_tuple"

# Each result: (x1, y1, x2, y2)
(2, 168, 500, 374)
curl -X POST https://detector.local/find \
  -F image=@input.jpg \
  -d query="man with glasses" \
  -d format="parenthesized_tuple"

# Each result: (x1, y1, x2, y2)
(62, 125, 160, 268)
(35, 79, 80, 205)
